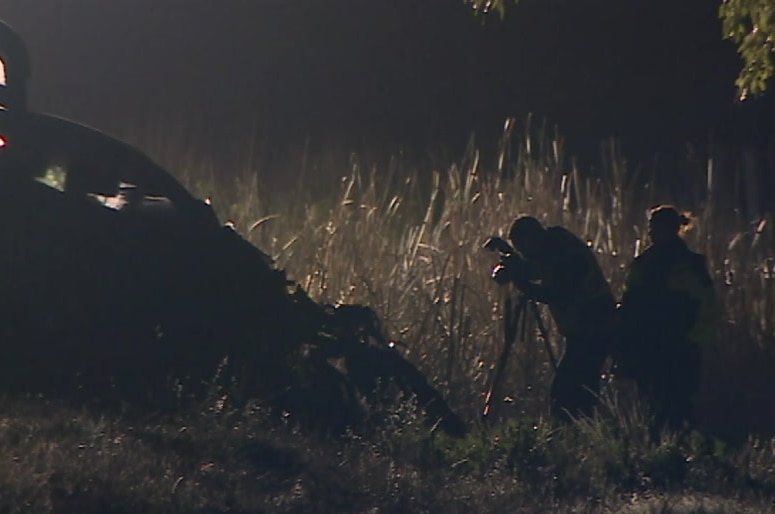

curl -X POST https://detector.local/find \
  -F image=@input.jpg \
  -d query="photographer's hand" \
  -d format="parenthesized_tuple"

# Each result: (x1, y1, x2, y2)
(490, 263, 512, 285)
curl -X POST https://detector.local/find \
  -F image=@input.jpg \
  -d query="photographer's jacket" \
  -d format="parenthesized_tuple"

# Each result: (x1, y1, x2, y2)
(518, 227, 615, 338)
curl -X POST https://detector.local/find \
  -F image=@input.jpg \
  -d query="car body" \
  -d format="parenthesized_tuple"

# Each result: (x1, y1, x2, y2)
(0, 19, 467, 436)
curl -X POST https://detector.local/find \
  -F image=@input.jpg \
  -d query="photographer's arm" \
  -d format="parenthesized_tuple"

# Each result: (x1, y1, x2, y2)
(516, 252, 587, 304)
(515, 280, 551, 303)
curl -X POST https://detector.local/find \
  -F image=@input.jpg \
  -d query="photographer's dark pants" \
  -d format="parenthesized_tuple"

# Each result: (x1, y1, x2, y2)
(550, 335, 608, 422)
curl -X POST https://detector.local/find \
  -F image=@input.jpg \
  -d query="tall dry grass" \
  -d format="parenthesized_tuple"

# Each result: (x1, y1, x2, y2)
(151, 117, 775, 441)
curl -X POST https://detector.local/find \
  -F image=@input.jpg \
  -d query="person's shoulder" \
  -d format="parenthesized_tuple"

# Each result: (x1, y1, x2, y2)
(687, 250, 712, 277)
(675, 240, 708, 266)
(630, 245, 657, 268)
(546, 226, 585, 247)
(546, 226, 594, 267)
(688, 249, 707, 262)
(546, 225, 572, 236)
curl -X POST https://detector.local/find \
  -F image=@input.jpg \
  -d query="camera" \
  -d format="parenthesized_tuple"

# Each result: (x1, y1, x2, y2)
(483, 236, 530, 286)
(483, 236, 514, 255)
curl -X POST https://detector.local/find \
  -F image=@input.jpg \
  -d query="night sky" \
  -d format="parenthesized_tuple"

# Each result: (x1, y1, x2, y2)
(1, 0, 774, 171)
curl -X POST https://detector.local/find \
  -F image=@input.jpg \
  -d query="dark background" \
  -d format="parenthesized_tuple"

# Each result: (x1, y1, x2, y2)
(1, 0, 774, 172)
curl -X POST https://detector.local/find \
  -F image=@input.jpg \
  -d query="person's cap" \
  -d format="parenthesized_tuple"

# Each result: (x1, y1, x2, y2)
(648, 205, 690, 230)
(508, 216, 543, 244)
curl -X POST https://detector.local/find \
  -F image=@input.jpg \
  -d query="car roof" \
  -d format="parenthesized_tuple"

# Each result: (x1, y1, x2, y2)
(0, 110, 195, 204)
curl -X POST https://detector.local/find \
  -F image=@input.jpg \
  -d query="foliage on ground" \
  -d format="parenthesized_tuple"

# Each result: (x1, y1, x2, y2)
(1, 392, 775, 513)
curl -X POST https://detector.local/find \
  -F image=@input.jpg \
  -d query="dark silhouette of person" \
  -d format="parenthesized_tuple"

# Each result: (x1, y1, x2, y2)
(501, 216, 617, 421)
(617, 205, 717, 434)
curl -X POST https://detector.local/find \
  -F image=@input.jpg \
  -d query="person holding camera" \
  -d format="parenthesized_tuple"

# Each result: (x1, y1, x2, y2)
(487, 216, 616, 421)
(616, 205, 717, 434)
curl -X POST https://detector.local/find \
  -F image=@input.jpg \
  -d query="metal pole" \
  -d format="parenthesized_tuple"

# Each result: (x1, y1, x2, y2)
(530, 300, 558, 371)
(481, 293, 528, 421)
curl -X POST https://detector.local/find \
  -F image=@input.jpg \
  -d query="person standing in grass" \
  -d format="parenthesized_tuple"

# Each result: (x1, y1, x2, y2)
(616, 205, 718, 433)
(493, 216, 617, 421)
